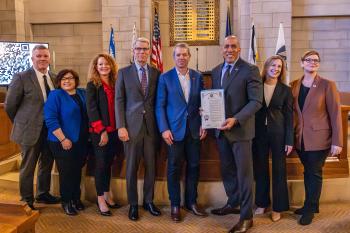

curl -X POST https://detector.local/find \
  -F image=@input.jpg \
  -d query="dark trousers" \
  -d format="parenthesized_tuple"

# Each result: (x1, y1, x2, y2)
(19, 127, 53, 203)
(124, 124, 157, 205)
(49, 140, 87, 203)
(297, 147, 329, 213)
(167, 128, 200, 207)
(91, 131, 119, 196)
(217, 135, 253, 220)
(252, 130, 289, 212)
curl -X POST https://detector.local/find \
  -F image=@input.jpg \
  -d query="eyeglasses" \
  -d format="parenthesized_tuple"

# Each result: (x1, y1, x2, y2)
(61, 76, 75, 81)
(134, 47, 149, 52)
(303, 58, 320, 64)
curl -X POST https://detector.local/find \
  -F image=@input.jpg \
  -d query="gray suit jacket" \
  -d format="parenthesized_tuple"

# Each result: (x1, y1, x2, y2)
(5, 67, 56, 146)
(115, 63, 160, 139)
(211, 58, 263, 142)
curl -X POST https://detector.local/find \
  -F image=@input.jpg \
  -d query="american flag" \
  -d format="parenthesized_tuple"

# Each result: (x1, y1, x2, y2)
(151, 9, 163, 72)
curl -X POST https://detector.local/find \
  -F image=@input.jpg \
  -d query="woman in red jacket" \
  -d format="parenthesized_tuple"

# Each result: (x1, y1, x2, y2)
(86, 53, 122, 216)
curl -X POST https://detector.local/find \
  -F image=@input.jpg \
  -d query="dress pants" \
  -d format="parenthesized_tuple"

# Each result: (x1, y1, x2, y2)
(252, 129, 289, 212)
(167, 127, 200, 207)
(297, 147, 329, 213)
(19, 127, 53, 204)
(217, 134, 253, 220)
(124, 123, 157, 205)
(91, 131, 119, 196)
(49, 139, 87, 202)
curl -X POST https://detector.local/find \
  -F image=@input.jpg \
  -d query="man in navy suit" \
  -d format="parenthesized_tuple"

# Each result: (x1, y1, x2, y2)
(210, 36, 263, 233)
(155, 43, 207, 222)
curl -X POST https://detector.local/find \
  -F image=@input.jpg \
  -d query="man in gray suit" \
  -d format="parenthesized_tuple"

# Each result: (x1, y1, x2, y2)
(5, 45, 60, 210)
(210, 36, 263, 233)
(116, 37, 161, 221)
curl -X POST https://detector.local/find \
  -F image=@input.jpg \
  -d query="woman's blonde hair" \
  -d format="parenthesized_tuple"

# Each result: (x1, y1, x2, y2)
(87, 53, 118, 87)
(261, 55, 287, 84)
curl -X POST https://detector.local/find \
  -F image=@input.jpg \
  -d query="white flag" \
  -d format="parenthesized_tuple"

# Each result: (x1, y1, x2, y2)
(131, 22, 137, 63)
(275, 23, 287, 61)
(248, 22, 258, 65)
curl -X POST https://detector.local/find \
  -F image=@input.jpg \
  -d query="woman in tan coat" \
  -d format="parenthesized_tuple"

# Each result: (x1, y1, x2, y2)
(290, 50, 342, 225)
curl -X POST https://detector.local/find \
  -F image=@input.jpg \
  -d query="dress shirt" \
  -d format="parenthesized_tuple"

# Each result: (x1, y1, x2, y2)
(220, 59, 238, 86)
(176, 68, 190, 103)
(134, 62, 149, 84)
(33, 67, 54, 102)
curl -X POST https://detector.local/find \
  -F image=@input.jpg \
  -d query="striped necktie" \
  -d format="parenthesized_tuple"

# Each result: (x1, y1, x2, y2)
(140, 67, 147, 95)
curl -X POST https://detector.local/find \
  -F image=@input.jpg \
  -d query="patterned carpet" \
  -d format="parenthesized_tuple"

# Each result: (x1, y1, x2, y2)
(2, 188, 350, 233)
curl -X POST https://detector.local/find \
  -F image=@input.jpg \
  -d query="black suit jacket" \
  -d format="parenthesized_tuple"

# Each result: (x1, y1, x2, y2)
(211, 58, 263, 142)
(86, 81, 112, 132)
(255, 81, 293, 146)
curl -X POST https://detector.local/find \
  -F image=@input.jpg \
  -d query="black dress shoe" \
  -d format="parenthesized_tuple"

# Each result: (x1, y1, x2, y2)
(26, 202, 37, 210)
(62, 202, 78, 216)
(96, 201, 112, 216)
(128, 205, 139, 221)
(171, 206, 181, 222)
(229, 219, 253, 233)
(211, 204, 240, 215)
(143, 203, 161, 216)
(35, 193, 61, 204)
(294, 207, 304, 215)
(71, 200, 85, 211)
(186, 204, 208, 217)
(105, 200, 121, 209)
(299, 213, 314, 225)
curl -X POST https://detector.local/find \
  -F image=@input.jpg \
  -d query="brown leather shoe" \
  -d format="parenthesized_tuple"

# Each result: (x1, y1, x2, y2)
(186, 204, 208, 217)
(171, 206, 181, 222)
(211, 204, 240, 216)
(229, 219, 253, 233)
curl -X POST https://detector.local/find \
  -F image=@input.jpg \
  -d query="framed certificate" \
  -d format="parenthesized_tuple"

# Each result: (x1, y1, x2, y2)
(201, 89, 225, 129)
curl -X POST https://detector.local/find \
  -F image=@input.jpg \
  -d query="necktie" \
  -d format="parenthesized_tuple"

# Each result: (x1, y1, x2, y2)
(140, 67, 147, 95)
(43, 74, 51, 98)
(222, 65, 232, 87)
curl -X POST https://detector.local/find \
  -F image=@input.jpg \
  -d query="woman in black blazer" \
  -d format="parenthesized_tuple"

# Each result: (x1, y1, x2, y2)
(252, 55, 293, 221)
(86, 53, 122, 216)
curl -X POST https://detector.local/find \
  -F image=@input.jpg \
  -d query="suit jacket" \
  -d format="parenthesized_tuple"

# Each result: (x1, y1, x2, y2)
(5, 67, 56, 146)
(155, 68, 203, 141)
(115, 63, 160, 138)
(86, 81, 114, 134)
(255, 81, 293, 146)
(211, 58, 263, 142)
(290, 75, 342, 151)
(44, 88, 87, 143)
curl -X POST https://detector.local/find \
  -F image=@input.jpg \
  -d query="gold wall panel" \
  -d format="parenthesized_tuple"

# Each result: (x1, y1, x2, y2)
(169, 0, 219, 46)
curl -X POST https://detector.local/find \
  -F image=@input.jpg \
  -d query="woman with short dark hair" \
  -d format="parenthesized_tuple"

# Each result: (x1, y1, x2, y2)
(291, 50, 342, 225)
(44, 69, 88, 215)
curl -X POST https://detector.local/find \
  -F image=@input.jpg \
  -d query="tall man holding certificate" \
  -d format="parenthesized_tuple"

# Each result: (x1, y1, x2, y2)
(155, 43, 207, 222)
(210, 36, 263, 233)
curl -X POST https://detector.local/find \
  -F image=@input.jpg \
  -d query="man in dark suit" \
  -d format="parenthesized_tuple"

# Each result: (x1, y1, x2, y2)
(116, 37, 161, 221)
(210, 36, 263, 233)
(155, 43, 207, 222)
(5, 45, 60, 210)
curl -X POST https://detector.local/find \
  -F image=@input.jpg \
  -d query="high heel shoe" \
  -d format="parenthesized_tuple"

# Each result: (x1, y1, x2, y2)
(96, 201, 112, 216)
(105, 200, 121, 209)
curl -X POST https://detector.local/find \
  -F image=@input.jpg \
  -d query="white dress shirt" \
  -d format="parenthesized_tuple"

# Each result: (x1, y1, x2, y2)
(176, 69, 190, 103)
(33, 67, 54, 102)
